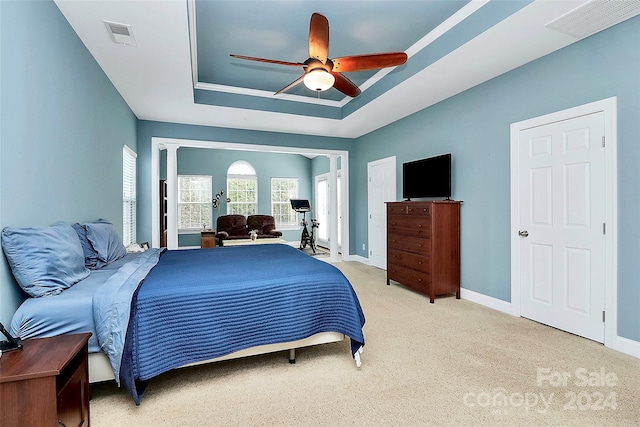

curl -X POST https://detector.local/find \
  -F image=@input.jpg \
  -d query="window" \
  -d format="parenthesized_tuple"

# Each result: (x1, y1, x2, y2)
(227, 161, 257, 217)
(271, 178, 298, 227)
(178, 175, 212, 230)
(122, 145, 137, 246)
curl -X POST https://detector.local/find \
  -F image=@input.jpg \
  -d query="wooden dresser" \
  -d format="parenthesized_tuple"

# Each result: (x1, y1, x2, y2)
(386, 200, 461, 303)
(0, 333, 90, 427)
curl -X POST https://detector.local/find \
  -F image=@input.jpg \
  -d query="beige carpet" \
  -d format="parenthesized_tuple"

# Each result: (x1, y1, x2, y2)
(90, 261, 640, 426)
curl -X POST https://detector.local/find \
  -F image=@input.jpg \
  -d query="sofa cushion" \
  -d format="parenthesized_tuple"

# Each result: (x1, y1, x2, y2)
(247, 215, 282, 237)
(216, 215, 247, 238)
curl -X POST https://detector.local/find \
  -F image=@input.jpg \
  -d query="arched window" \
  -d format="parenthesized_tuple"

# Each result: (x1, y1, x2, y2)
(227, 160, 257, 216)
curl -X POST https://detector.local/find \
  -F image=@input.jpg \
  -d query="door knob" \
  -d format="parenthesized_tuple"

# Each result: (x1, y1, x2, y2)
(518, 230, 529, 237)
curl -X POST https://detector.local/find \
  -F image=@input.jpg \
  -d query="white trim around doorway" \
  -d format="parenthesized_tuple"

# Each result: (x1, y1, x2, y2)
(509, 97, 638, 358)
(151, 137, 351, 261)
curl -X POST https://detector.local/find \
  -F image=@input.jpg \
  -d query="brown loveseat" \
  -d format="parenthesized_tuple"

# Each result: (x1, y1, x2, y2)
(216, 214, 282, 243)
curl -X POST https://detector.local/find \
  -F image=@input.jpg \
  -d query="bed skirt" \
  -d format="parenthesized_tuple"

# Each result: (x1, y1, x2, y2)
(88, 331, 345, 383)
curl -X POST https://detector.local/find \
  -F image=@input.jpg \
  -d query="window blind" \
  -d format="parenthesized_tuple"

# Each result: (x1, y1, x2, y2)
(123, 145, 137, 246)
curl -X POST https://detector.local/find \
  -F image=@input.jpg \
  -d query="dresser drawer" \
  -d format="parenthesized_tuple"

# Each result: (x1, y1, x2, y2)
(388, 264, 430, 293)
(387, 203, 431, 217)
(406, 204, 431, 217)
(387, 204, 408, 215)
(388, 249, 430, 273)
(388, 235, 431, 255)
(387, 215, 431, 237)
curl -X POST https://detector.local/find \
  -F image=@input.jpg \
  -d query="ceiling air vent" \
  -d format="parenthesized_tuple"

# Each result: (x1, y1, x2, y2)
(104, 20, 137, 46)
(545, 0, 640, 38)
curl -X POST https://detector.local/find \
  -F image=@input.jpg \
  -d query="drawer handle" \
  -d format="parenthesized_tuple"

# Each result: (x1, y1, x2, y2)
(418, 278, 422, 282)
(418, 224, 422, 228)
(418, 261, 422, 265)
(418, 244, 423, 247)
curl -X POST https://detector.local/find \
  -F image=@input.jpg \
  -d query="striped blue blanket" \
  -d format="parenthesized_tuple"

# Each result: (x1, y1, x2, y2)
(104, 244, 365, 404)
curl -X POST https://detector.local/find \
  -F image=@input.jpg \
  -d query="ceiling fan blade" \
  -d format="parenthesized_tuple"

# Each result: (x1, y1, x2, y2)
(332, 52, 408, 72)
(332, 72, 361, 98)
(309, 13, 329, 64)
(230, 54, 304, 67)
(275, 74, 306, 95)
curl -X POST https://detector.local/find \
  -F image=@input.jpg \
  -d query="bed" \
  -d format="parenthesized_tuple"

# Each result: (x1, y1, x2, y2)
(3, 221, 366, 405)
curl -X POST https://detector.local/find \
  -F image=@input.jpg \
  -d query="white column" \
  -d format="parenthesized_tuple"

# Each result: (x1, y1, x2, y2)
(166, 144, 179, 249)
(329, 155, 339, 262)
(151, 140, 160, 248)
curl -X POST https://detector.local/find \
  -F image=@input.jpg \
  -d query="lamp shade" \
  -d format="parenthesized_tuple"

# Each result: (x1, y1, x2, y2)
(303, 69, 335, 91)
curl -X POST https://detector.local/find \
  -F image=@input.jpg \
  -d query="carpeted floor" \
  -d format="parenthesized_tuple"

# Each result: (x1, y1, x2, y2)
(89, 261, 640, 426)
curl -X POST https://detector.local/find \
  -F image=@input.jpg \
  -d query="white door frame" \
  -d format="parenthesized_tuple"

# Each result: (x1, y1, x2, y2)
(367, 156, 396, 269)
(315, 171, 342, 250)
(151, 138, 349, 261)
(510, 97, 618, 350)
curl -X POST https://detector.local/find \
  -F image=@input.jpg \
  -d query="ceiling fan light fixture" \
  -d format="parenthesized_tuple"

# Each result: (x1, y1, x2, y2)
(303, 69, 335, 91)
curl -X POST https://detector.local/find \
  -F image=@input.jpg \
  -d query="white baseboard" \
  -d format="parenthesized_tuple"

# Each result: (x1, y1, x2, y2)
(459, 288, 639, 359)
(610, 335, 640, 358)
(345, 254, 369, 264)
(460, 287, 512, 314)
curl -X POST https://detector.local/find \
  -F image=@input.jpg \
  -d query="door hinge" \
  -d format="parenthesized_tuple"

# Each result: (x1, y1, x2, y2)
(602, 136, 605, 147)
(602, 311, 605, 322)
(603, 223, 606, 235)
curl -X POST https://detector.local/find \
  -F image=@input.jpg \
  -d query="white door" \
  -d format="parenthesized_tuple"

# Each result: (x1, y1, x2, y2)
(315, 176, 329, 246)
(315, 174, 341, 250)
(336, 175, 342, 249)
(517, 112, 606, 342)
(368, 157, 396, 269)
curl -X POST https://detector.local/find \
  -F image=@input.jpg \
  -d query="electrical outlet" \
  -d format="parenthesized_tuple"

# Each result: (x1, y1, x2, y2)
(362, 243, 366, 251)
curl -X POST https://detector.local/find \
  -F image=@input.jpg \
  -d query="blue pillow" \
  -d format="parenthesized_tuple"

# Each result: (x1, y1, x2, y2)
(1, 222, 90, 297)
(84, 220, 127, 268)
(72, 222, 98, 269)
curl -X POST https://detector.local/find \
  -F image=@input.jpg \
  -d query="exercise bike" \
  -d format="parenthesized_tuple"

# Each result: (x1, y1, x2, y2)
(290, 199, 319, 253)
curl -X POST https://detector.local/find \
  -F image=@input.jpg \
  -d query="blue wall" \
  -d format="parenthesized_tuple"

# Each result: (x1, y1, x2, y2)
(0, 1, 137, 325)
(175, 148, 313, 246)
(351, 16, 640, 341)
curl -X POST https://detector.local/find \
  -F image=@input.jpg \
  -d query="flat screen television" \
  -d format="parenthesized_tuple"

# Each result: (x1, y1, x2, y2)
(402, 153, 451, 200)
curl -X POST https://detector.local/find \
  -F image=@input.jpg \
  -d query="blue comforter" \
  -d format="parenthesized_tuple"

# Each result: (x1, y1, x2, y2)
(95, 244, 365, 404)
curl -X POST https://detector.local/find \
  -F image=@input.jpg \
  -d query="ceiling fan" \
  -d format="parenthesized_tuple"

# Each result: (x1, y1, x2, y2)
(230, 12, 408, 98)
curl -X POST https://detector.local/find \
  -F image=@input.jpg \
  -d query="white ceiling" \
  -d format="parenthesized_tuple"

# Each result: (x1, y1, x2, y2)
(53, 0, 633, 139)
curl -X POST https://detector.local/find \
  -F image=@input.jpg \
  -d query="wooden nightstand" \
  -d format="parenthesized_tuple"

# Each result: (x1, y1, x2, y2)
(0, 333, 91, 427)
(201, 230, 217, 248)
